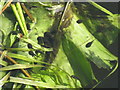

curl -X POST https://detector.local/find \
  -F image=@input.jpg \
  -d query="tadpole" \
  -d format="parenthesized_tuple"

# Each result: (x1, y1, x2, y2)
(85, 40, 94, 48)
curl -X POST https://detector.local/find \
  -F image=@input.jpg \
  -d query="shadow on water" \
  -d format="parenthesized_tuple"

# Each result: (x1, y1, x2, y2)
(86, 50, 118, 88)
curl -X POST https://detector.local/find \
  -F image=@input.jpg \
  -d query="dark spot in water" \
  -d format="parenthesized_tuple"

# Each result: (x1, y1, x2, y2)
(37, 36, 44, 45)
(34, 62, 37, 64)
(26, 23, 31, 31)
(110, 60, 117, 64)
(76, 20, 82, 24)
(27, 43, 33, 49)
(86, 40, 94, 48)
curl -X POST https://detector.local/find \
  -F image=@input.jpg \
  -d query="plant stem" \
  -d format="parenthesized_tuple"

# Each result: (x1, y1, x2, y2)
(11, 4, 25, 35)
(88, 0, 114, 16)
(11, 3, 28, 37)
(0, 0, 13, 15)
(21, 3, 34, 22)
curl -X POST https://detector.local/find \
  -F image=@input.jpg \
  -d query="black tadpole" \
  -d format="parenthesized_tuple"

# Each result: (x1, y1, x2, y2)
(26, 23, 31, 31)
(76, 20, 83, 24)
(37, 36, 44, 45)
(27, 43, 33, 49)
(86, 40, 94, 48)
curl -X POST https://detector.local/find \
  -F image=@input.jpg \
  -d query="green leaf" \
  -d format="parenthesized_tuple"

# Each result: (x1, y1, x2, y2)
(9, 76, 69, 88)
(22, 38, 53, 51)
(0, 59, 7, 66)
(0, 72, 10, 88)
(63, 11, 118, 69)
(0, 15, 14, 46)
(11, 3, 28, 36)
(51, 45, 82, 87)
(107, 14, 120, 29)
(7, 52, 41, 63)
(62, 37, 97, 87)
(16, 2, 28, 36)
(0, 64, 43, 71)
(26, 2, 55, 37)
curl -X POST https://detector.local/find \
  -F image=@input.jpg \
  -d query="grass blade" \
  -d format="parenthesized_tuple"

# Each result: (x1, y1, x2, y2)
(0, 64, 43, 71)
(7, 52, 40, 63)
(0, 72, 10, 87)
(11, 4, 25, 35)
(88, 0, 114, 16)
(9, 76, 69, 88)
(16, 2, 28, 36)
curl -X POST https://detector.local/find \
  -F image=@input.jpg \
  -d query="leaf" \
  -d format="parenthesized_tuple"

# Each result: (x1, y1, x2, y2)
(0, 15, 14, 46)
(107, 14, 120, 29)
(22, 38, 53, 51)
(51, 45, 82, 87)
(11, 3, 28, 36)
(74, 3, 119, 46)
(62, 37, 97, 87)
(9, 76, 69, 88)
(60, 3, 118, 87)
(26, 2, 56, 38)
(0, 64, 43, 71)
(7, 52, 41, 63)
(0, 72, 10, 87)
(0, 59, 7, 66)
(63, 10, 118, 69)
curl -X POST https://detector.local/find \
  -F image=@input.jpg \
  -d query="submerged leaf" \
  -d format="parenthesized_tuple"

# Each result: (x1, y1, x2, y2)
(63, 8, 117, 69)
(62, 37, 97, 87)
